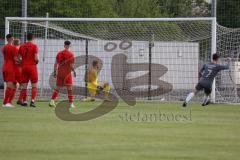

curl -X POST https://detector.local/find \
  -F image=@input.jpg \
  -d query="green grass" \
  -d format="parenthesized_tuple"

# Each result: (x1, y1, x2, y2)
(0, 100, 240, 160)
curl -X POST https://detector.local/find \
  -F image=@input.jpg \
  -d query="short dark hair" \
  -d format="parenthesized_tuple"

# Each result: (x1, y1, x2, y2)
(27, 33, 34, 41)
(13, 38, 21, 46)
(212, 53, 220, 61)
(92, 60, 99, 67)
(6, 34, 13, 39)
(64, 41, 71, 46)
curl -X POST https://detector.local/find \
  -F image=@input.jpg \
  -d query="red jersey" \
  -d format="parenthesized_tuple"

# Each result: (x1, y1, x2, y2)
(19, 41, 38, 66)
(14, 46, 22, 78)
(2, 44, 17, 71)
(56, 49, 74, 77)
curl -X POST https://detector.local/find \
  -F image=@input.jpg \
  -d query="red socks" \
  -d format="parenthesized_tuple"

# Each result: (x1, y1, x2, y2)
(17, 87, 37, 102)
(31, 87, 38, 101)
(68, 90, 74, 102)
(52, 89, 73, 102)
(3, 87, 12, 104)
(51, 89, 59, 100)
(19, 89, 27, 102)
(8, 88, 17, 104)
(4, 87, 73, 104)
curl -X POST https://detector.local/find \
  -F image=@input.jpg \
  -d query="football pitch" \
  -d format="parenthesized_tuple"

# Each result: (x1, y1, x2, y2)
(0, 100, 240, 160)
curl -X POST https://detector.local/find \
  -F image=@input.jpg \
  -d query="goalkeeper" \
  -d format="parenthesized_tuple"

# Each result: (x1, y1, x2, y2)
(183, 53, 230, 107)
(85, 60, 111, 101)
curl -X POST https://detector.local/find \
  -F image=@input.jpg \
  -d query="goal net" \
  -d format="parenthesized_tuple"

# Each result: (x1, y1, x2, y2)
(5, 17, 240, 103)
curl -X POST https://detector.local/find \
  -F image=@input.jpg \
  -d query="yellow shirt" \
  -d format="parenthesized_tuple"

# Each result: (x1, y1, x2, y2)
(87, 68, 98, 86)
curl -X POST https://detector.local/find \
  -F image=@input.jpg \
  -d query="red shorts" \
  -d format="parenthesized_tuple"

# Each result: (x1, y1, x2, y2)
(15, 66, 23, 84)
(2, 69, 15, 82)
(22, 65, 38, 83)
(56, 74, 73, 87)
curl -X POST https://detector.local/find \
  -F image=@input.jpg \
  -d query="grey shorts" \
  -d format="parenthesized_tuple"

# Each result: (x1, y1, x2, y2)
(195, 82, 212, 95)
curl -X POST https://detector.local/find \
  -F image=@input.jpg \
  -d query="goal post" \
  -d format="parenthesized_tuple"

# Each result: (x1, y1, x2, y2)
(7, 17, 237, 103)
(211, 17, 217, 103)
(41, 13, 49, 98)
(3, 18, 10, 99)
(6, 17, 216, 22)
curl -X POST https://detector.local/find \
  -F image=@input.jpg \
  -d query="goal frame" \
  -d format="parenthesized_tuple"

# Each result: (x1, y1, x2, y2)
(5, 17, 217, 102)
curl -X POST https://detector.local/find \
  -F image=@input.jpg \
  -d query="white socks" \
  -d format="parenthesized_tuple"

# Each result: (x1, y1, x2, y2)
(203, 95, 210, 104)
(185, 92, 195, 103)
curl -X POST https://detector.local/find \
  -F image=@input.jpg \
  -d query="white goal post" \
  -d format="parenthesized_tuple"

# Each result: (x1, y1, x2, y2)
(5, 17, 226, 103)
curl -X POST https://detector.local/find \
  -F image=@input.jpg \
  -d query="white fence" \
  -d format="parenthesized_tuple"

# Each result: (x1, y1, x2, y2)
(36, 39, 199, 93)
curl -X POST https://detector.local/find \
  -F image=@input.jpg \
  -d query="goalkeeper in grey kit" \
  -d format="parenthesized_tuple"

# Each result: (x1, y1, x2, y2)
(183, 53, 230, 107)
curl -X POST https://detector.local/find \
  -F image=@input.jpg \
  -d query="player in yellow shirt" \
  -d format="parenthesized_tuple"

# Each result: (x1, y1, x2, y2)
(85, 60, 111, 101)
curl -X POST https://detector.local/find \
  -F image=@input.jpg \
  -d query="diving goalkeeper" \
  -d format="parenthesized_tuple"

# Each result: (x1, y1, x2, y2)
(85, 60, 111, 101)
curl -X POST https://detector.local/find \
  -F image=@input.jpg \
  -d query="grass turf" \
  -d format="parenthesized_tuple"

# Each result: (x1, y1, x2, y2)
(0, 100, 240, 160)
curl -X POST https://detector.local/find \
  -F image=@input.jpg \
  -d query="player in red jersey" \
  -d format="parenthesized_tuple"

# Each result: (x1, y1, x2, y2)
(2, 34, 18, 107)
(5, 38, 22, 105)
(18, 33, 39, 107)
(49, 41, 76, 108)
(7, 38, 23, 104)
(13, 39, 22, 84)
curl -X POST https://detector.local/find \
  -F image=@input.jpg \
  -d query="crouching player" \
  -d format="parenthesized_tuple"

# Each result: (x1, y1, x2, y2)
(182, 53, 230, 107)
(49, 41, 76, 108)
(85, 60, 111, 101)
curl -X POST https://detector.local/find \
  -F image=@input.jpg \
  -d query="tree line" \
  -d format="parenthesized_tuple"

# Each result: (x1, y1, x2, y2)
(0, 0, 239, 38)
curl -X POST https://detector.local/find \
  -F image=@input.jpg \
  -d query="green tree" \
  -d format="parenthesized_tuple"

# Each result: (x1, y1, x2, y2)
(3, 0, 240, 39)
(0, 0, 21, 38)
(156, 0, 210, 17)
(28, 0, 118, 18)
(217, 0, 240, 28)
(114, 0, 162, 17)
